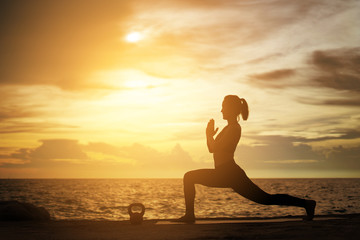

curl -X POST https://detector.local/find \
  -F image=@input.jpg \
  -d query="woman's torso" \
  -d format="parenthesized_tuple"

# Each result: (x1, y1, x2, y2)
(213, 123, 241, 168)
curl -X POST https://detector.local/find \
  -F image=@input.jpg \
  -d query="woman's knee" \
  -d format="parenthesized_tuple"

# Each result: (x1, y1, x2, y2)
(183, 169, 204, 185)
(183, 171, 194, 184)
(183, 169, 216, 186)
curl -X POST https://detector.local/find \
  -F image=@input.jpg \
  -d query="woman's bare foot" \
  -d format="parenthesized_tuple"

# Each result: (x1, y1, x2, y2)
(174, 214, 195, 223)
(304, 200, 316, 221)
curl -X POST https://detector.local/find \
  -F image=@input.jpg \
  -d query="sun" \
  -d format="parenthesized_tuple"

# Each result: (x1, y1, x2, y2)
(125, 32, 142, 43)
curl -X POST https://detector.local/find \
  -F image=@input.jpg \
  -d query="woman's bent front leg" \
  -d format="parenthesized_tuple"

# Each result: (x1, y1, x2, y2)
(181, 169, 228, 222)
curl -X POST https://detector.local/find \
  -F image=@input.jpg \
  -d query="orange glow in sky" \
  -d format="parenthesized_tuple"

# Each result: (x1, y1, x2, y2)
(0, 0, 359, 178)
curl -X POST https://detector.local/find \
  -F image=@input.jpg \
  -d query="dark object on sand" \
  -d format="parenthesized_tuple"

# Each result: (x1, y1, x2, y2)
(128, 203, 145, 224)
(0, 201, 50, 221)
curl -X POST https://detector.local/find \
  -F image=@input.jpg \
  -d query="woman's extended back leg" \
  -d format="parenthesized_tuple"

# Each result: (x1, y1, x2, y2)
(232, 170, 306, 207)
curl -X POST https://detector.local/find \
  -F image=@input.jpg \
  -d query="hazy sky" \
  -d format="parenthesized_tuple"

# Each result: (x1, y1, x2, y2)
(1, 0, 359, 178)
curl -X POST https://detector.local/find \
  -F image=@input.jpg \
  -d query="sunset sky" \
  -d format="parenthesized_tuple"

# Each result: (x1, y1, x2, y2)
(1, 0, 359, 178)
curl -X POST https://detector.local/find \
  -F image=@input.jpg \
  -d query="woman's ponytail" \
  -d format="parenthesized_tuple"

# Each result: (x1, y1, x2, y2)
(239, 98, 249, 121)
(224, 95, 249, 121)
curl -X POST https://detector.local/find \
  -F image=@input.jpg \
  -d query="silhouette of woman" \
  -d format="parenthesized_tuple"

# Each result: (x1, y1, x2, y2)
(177, 95, 316, 223)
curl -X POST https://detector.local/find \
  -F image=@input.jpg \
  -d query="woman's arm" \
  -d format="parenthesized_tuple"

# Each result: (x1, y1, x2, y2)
(206, 119, 218, 153)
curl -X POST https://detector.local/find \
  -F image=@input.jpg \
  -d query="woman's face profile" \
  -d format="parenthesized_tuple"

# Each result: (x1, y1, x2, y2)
(221, 100, 235, 120)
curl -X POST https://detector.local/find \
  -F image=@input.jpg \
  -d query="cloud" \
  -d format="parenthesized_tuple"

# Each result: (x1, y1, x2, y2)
(310, 48, 360, 92)
(101, 142, 202, 171)
(237, 134, 360, 171)
(0, 148, 31, 165)
(83, 142, 125, 158)
(31, 139, 88, 162)
(297, 97, 360, 106)
(248, 129, 360, 144)
(248, 69, 296, 88)
(311, 49, 360, 72)
(251, 69, 296, 80)
(0, 139, 88, 168)
(246, 47, 360, 105)
(0, 107, 36, 122)
(246, 53, 284, 65)
(325, 145, 360, 169)
(0, 139, 202, 177)
(237, 141, 322, 170)
(122, 0, 348, 78)
(298, 48, 360, 106)
(1, 133, 360, 177)
(1, 0, 355, 89)
(0, 122, 78, 134)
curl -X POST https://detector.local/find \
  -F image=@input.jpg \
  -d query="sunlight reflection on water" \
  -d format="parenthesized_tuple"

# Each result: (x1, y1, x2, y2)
(1, 178, 359, 220)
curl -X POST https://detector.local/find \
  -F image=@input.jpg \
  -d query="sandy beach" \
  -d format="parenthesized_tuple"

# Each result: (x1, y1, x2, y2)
(1, 214, 359, 240)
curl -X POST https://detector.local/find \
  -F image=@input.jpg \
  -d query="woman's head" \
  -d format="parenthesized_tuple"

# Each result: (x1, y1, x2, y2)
(221, 95, 249, 121)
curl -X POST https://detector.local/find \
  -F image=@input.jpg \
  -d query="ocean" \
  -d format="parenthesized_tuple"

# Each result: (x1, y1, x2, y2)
(1, 178, 359, 220)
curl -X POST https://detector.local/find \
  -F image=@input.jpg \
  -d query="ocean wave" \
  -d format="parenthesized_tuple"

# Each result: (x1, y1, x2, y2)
(1, 178, 359, 220)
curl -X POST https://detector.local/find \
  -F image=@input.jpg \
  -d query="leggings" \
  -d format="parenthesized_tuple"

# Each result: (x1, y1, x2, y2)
(183, 161, 306, 214)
